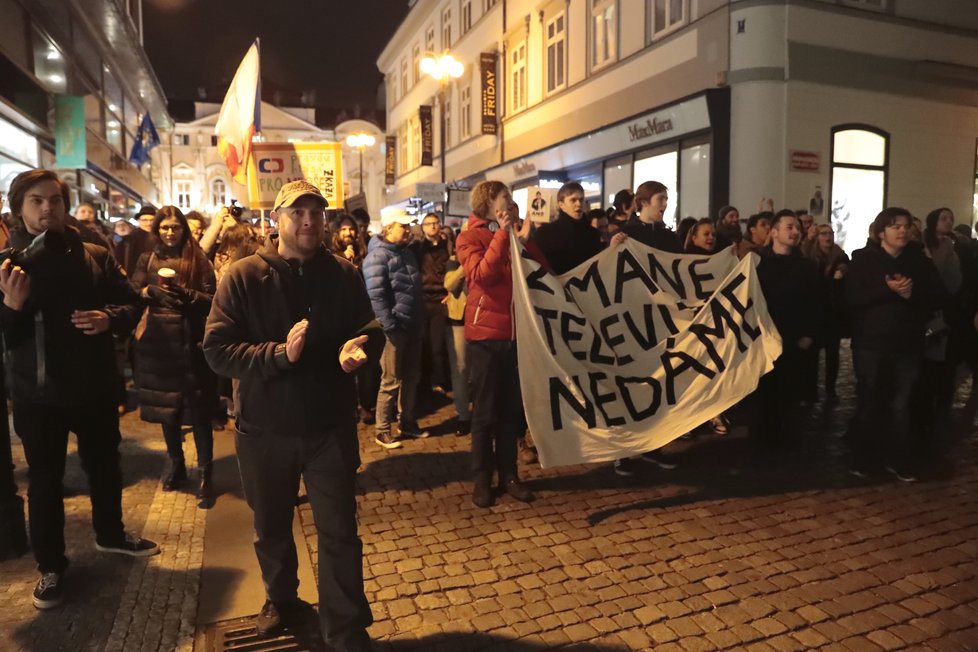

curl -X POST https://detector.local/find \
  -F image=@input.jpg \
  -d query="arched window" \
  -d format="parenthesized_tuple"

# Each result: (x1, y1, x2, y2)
(829, 125, 889, 254)
(211, 178, 227, 207)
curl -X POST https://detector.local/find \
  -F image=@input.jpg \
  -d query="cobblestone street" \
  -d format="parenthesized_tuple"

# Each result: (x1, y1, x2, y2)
(0, 347, 976, 651)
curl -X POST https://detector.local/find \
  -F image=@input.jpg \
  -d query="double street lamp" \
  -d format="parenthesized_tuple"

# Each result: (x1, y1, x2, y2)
(420, 52, 464, 184)
(345, 132, 376, 194)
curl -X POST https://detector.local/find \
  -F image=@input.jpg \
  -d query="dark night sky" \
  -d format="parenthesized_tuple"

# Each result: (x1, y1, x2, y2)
(142, 0, 410, 123)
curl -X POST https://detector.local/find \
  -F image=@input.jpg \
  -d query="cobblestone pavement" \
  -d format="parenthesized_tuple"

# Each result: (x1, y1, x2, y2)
(0, 406, 205, 652)
(302, 348, 978, 651)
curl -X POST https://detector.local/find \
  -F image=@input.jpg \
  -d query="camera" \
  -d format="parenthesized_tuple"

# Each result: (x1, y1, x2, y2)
(0, 230, 71, 272)
(228, 200, 244, 220)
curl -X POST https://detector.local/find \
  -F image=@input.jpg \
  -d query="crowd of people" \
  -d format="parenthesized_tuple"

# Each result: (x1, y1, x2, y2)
(1, 166, 976, 651)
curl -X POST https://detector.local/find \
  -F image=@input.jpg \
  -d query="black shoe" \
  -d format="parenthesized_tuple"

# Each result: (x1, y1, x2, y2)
(472, 473, 494, 508)
(374, 431, 402, 449)
(613, 458, 636, 477)
(640, 450, 678, 470)
(848, 466, 870, 479)
(455, 419, 471, 436)
(501, 478, 534, 503)
(163, 458, 187, 492)
(197, 463, 213, 507)
(885, 465, 917, 483)
(32, 572, 63, 610)
(256, 600, 283, 637)
(399, 421, 430, 439)
(96, 533, 160, 557)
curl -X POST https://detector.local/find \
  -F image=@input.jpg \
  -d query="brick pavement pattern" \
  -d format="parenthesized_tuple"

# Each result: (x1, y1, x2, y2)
(301, 349, 978, 651)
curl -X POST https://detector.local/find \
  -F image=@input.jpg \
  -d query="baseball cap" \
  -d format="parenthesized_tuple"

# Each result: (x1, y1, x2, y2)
(273, 180, 328, 211)
(380, 206, 415, 227)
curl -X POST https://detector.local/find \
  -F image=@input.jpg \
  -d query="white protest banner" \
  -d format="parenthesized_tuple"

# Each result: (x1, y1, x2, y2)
(511, 235, 782, 469)
(246, 141, 344, 210)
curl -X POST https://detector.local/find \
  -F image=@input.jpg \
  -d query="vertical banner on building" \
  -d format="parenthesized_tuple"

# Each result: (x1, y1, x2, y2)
(385, 135, 396, 185)
(419, 105, 433, 166)
(480, 52, 498, 135)
(246, 141, 345, 209)
(55, 96, 87, 169)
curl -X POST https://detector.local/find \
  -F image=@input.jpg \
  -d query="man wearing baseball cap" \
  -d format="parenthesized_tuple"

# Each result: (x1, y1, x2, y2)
(204, 180, 383, 650)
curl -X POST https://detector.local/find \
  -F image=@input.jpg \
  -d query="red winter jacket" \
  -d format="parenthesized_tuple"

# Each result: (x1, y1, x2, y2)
(456, 214, 513, 341)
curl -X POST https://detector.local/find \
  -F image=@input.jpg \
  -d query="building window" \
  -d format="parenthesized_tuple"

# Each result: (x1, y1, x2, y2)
(444, 96, 452, 148)
(461, 0, 472, 34)
(400, 59, 408, 97)
(387, 75, 396, 106)
(460, 85, 472, 139)
(410, 116, 421, 168)
(545, 13, 566, 94)
(829, 125, 889, 255)
(210, 134, 218, 146)
(175, 180, 192, 210)
(591, 0, 616, 70)
(398, 124, 408, 174)
(174, 134, 190, 146)
(412, 44, 421, 85)
(211, 178, 227, 206)
(425, 26, 435, 53)
(650, 0, 686, 38)
(442, 5, 453, 49)
(510, 41, 527, 113)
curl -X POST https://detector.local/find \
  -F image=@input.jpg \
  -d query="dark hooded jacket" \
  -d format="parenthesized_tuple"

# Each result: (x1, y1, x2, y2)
(131, 242, 217, 425)
(203, 237, 383, 452)
(756, 246, 824, 350)
(529, 210, 604, 275)
(622, 216, 682, 253)
(0, 226, 140, 406)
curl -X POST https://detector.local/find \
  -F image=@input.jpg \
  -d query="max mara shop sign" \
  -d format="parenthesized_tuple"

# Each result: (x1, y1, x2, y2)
(487, 95, 710, 185)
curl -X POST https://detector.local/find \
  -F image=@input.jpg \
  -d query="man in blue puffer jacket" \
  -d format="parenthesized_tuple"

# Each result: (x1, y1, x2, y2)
(362, 209, 429, 448)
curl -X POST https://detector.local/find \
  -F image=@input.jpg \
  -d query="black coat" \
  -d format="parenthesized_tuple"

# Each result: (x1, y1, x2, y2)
(530, 211, 604, 275)
(203, 238, 384, 446)
(0, 226, 140, 406)
(412, 236, 452, 302)
(132, 245, 217, 425)
(621, 216, 682, 253)
(845, 241, 945, 353)
(756, 246, 824, 350)
(113, 228, 152, 276)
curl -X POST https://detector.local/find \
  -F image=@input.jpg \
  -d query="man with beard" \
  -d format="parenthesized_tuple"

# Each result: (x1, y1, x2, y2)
(331, 214, 366, 270)
(204, 181, 383, 650)
(0, 170, 159, 611)
(714, 205, 742, 250)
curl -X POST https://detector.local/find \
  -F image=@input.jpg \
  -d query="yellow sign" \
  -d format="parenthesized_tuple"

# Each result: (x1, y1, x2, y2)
(246, 141, 344, 210)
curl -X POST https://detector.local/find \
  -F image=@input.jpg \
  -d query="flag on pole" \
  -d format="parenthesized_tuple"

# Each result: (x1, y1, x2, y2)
(128, 113, 160, 166)
(215, 39, 261, 184)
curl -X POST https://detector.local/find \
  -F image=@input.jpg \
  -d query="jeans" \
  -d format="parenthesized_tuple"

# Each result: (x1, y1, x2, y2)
(162, 421, 214, 467)
(375, 330, 422, 434)
(446, 323, 471, 420)
(467, 340, 525, 480)
(13, 400, 126, 574)
(851, 347, 921, 469)
(235, 426, 372, 644)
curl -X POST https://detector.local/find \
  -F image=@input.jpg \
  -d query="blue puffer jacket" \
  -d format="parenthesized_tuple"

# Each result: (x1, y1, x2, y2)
(362, 236, 424, 333)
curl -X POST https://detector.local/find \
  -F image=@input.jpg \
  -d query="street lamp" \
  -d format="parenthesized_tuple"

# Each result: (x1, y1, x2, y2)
(420, 52, 464, 184)
(345, 132, 376, 194)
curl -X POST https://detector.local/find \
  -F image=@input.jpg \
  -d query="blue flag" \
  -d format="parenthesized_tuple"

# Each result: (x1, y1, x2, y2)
(129, 113, 160, 166)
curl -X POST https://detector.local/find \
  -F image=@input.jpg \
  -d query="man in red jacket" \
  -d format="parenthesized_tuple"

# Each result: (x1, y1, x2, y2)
(456, 181, 534, 508)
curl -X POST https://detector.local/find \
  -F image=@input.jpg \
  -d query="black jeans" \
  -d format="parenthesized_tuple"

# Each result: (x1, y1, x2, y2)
(235, 426, 372, 644)
(822, 337, 841, 395)
(422, 300, 449, 390)
(13, 400, 126, 574)
(467, 340, 525, 480)
(749, 348, 805, 447)
(851, 347, 920, 470)
(162, 421, 214, 466)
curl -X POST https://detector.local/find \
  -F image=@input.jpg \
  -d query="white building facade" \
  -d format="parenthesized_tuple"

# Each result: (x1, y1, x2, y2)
(378, 0, 978, 252)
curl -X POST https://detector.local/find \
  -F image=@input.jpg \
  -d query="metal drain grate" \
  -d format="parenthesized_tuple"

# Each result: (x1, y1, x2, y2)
(201, 614, 325, 652)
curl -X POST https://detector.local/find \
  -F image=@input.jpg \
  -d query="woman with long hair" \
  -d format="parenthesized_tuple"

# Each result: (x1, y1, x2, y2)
(132, 206, 218, 506)
(803, 224, 849, 399)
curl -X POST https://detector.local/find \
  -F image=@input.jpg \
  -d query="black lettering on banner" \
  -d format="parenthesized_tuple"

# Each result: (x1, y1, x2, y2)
(599, 314, 634, 365)
(720, 274, 762, 339)
(689, 259, 715, 301)
(615, 375, 662, 420)
(526, 266, 555, 295)
(560, 312, 588, 360)
(589, 326, 616, 365)
(648, 254, 687, 298)
(590, 372, 626, 426)
(534, 307, 559, 354)
(565, 261, 611, 308)
(622, 304, 657, 351)
(687, 300, 748, 373)
(550, 376, 596, 430)
(614, 248, 658, 303)
(658, 304, 680, 337)
(661, 349, 716, 405)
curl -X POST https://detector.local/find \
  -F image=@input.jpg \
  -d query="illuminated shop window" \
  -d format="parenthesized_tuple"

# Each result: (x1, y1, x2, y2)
(830, 125, 888, 254)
